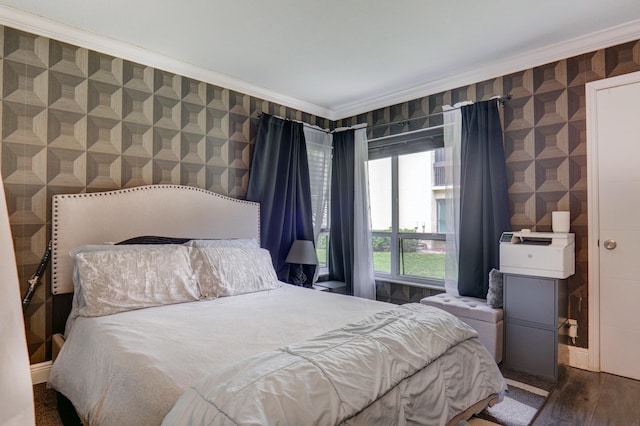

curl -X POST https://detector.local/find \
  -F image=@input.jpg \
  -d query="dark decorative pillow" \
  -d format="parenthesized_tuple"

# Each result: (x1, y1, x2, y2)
(115, 236, 191, 245)
(487, 268, 504, 308)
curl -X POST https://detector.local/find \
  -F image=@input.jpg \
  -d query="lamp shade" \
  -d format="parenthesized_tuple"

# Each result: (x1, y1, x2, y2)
(285, 240, 318, 265)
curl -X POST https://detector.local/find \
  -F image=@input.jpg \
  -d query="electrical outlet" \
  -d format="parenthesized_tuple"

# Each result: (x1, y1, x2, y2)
(567, 319, 578, 344)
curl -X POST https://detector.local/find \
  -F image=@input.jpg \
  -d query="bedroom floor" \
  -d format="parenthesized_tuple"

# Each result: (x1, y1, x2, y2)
(34, 383, 63, 425)
(34, 366, 640, 425)
(532, 366, 640, 425)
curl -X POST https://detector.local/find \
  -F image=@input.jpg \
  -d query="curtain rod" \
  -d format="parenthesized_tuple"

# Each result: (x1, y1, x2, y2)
(368, 94, 512, 130)
(257, 94, 512, 133)
(257, 112, 332, 133)
(256, 113, 365, 134)
(368, 124, 446, 145)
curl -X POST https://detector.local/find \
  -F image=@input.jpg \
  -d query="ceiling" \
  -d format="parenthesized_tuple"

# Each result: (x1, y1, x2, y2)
(1, 0, 640, 120)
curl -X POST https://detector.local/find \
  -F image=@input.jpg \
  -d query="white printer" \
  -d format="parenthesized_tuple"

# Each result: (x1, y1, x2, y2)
(499, 230, 575, 279)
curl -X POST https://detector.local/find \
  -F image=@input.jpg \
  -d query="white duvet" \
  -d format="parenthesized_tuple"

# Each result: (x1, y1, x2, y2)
(163, 304, 507, 425)
(48, 285, 506, 425)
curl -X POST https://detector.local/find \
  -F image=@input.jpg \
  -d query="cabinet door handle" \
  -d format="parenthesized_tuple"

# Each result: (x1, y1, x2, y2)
(603, 239, 617, 250)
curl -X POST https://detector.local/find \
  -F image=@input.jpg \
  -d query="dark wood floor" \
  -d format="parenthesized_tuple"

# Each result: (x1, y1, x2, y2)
(35, 366, 640, 425)
(533, 366, 640, 426)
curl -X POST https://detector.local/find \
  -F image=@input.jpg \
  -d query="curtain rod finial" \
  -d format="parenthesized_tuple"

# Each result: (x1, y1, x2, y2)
(499, 94, 512, 105)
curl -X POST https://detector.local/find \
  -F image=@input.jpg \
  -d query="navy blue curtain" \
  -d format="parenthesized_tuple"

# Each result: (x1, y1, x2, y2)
(328, 130, 355, 295)
(458, 100, 511, 298)
(246, 114, 315, 285)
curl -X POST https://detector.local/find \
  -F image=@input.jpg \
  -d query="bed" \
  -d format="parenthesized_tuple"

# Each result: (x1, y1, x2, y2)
(47, 184, 507, 425)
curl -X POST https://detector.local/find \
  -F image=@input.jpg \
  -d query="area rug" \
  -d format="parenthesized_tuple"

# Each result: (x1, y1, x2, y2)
(473, 368, 554, 426)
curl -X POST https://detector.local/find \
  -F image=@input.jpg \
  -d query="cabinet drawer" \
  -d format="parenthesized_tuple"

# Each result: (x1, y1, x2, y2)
(505, 323, 557, 379)
(504, 275, 556, 326)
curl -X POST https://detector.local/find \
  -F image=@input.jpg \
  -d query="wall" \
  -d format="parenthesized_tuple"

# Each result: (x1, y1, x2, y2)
(338, 39, 640, 348)
(0, 25, 330, 364)
(5, 24, 640, 360)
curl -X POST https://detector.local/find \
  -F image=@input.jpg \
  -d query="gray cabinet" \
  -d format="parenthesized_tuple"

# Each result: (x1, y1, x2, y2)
(503, 274, 567, 380)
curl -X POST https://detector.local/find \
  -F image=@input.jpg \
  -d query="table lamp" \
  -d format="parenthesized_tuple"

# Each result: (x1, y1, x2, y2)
(285, 240, 318, 285)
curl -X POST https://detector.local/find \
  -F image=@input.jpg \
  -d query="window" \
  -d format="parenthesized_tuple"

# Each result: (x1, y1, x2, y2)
(369, 157, 392, 274)
(368, 129, 445, 287)
(433, 148, 446, 186)
(308, 144, 331, 268)
(436, 199, 446, 234)
(316, 231, 329, 268)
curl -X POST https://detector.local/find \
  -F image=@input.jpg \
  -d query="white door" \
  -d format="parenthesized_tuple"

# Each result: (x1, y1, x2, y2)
(594, 78, 640, 380)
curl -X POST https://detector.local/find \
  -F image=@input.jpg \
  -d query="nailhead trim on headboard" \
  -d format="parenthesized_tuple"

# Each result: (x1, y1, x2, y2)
(51, 184, 261, 294)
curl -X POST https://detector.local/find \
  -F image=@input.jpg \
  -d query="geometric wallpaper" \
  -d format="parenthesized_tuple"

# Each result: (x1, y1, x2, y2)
(338, 39, 640, 349)
(3, 21, 640, 362)
(0, 26, 329, 363)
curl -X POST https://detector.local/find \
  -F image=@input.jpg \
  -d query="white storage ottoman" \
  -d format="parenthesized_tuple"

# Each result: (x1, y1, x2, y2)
(420, 293, 503, 363)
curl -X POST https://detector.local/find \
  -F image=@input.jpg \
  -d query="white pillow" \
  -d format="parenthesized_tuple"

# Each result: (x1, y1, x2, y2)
(73, 245, 199, 317)
(184, 238, 259, 249)
(68, 245, 182, 313)
(67, 244, 156, 334)
(191, 247, 280, 298)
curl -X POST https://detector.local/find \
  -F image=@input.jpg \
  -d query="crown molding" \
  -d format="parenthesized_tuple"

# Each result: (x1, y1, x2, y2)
(1, 4, 639, 121)
(0, 4, 333, 119)
(331, 19, 640, 120)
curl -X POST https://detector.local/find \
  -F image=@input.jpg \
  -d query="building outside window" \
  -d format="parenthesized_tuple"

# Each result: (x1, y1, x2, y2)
(368, 130, 445, 288)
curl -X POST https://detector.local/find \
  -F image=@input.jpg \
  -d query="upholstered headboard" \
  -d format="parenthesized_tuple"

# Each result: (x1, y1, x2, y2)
(51, 185, 260, 295)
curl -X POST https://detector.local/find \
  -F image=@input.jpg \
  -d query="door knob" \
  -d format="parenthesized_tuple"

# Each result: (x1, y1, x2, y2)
(603, 239, 617, 250)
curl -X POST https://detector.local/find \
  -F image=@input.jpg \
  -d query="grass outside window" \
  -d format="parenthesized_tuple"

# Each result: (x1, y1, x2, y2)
(374, 251, 445, 279)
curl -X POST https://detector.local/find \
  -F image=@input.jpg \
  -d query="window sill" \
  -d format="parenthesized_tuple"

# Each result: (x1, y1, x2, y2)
(317, 270, 445, 292)
(316, 267, 329, 281)
(374, 276, 445, 292)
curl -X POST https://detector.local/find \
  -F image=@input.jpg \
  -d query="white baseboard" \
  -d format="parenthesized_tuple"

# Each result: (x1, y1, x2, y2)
(567, 345, 590, 370)
(504, 378, 550, 397)
(30, 361, 52, 385)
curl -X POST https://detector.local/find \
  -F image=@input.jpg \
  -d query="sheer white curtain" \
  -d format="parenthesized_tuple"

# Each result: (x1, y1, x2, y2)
(352, 128, 375, 299)
(302, 126, 333, 242)
(303, 126, 333, 283)
(443, 105, 463, 295)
